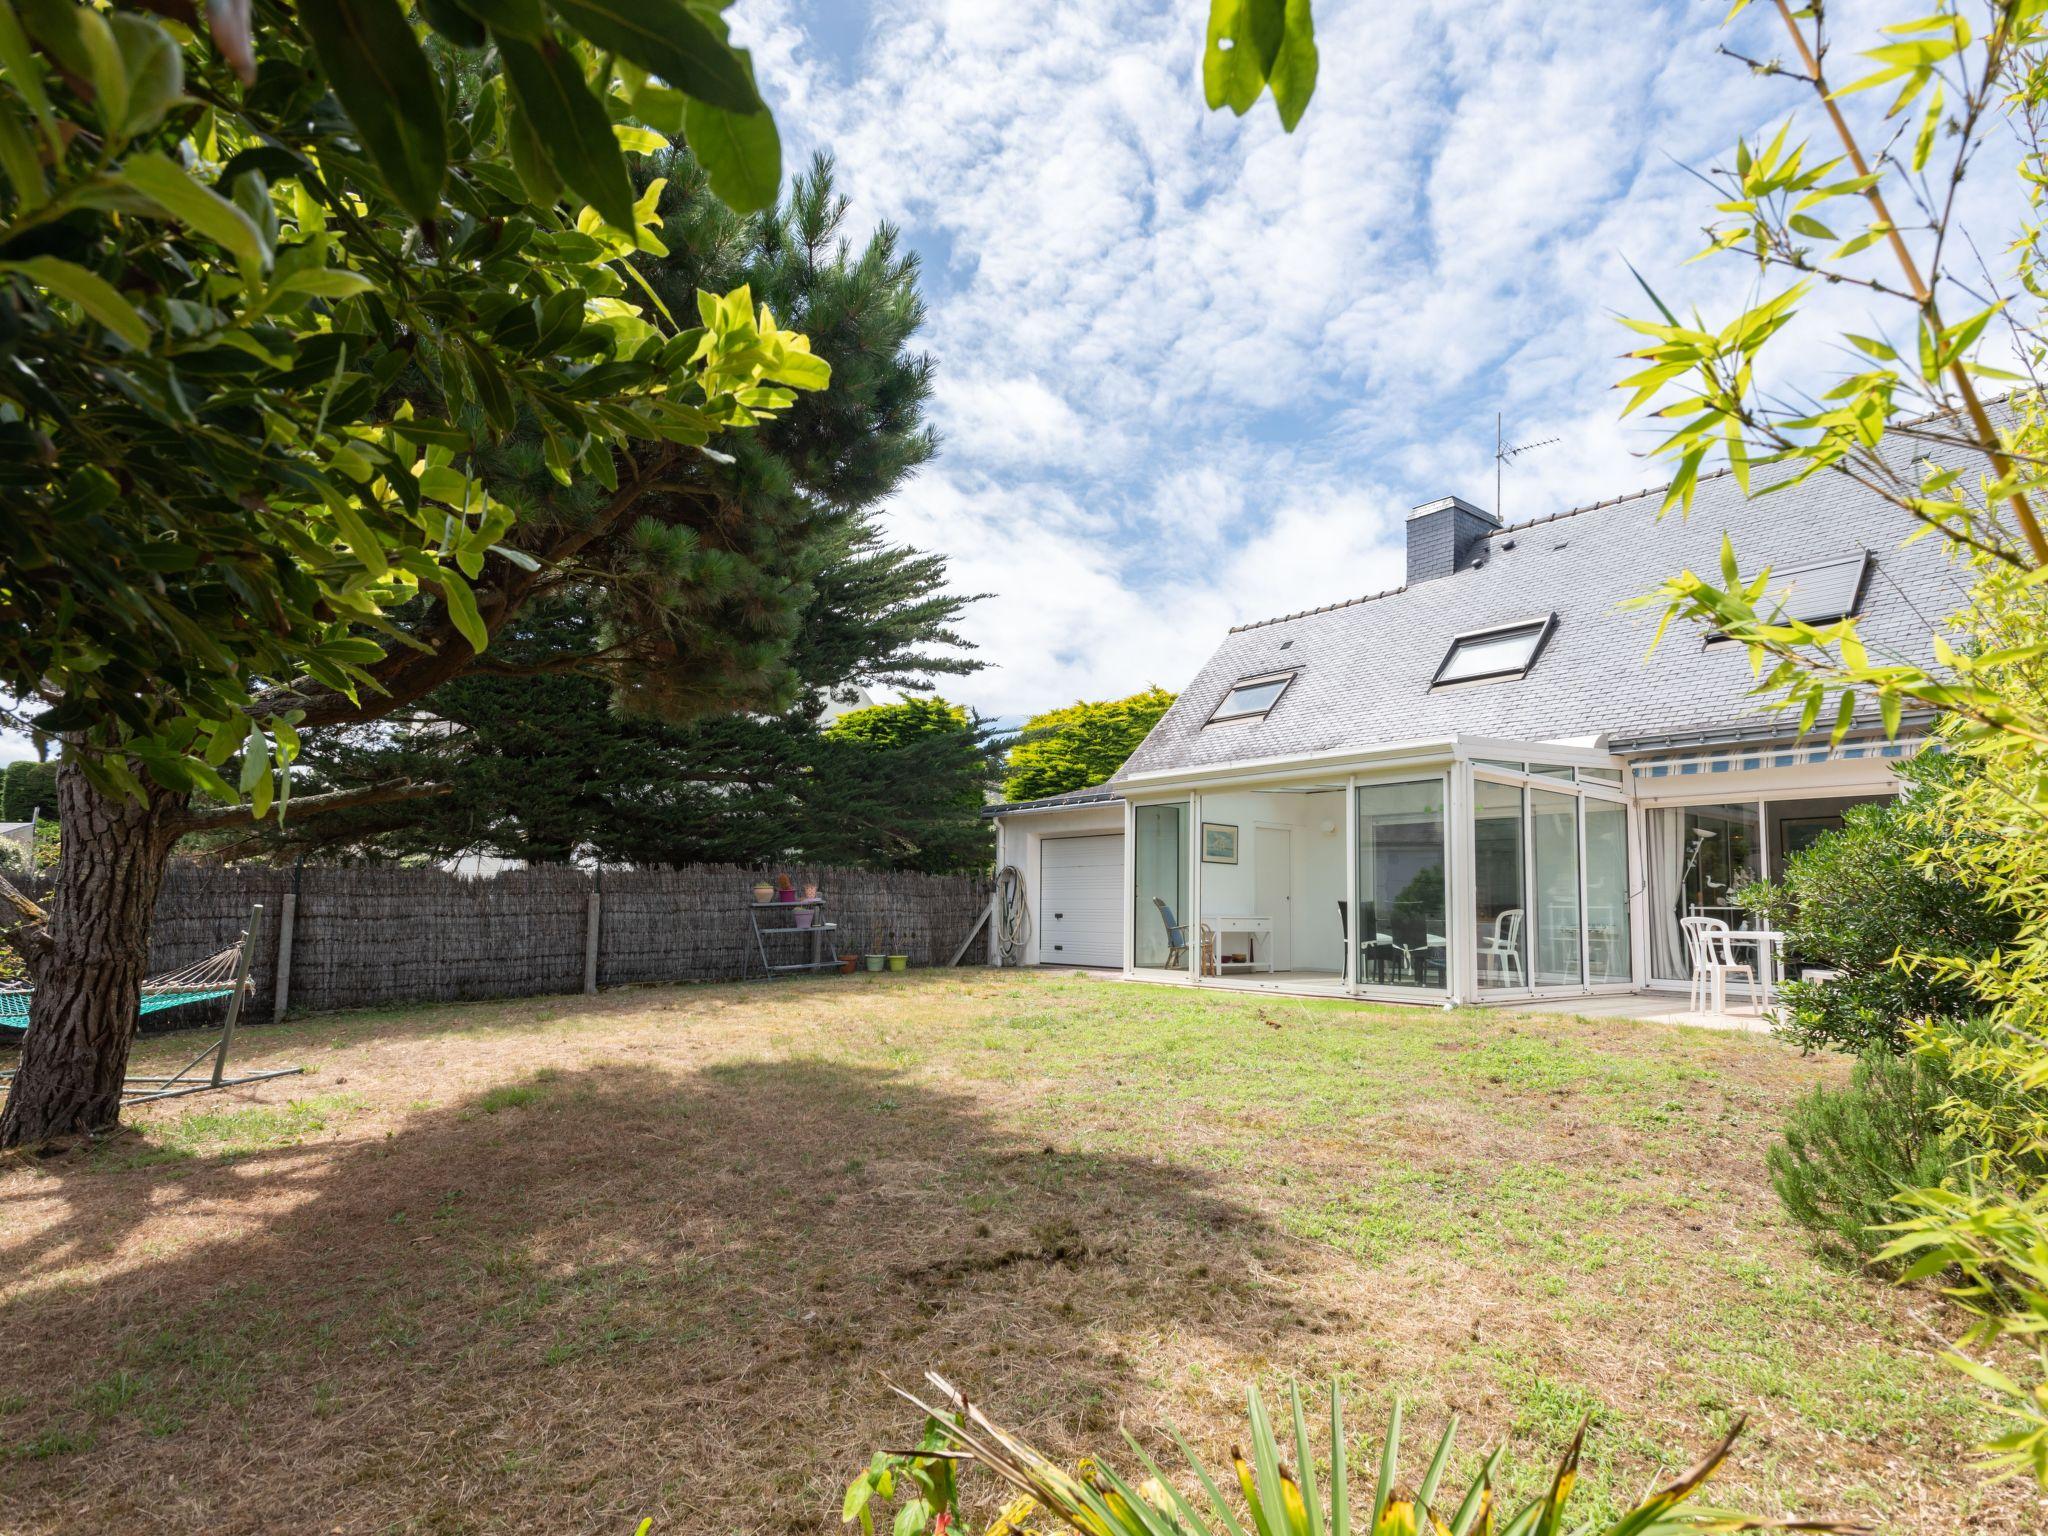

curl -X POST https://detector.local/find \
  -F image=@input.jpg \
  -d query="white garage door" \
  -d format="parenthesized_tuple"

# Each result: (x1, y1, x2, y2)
(1038, 835, 1123, 968)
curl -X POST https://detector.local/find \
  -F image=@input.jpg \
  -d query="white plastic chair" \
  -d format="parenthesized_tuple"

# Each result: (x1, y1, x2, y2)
(1681, 915, 1757, 1015)
(1477, 908, 1525, 987)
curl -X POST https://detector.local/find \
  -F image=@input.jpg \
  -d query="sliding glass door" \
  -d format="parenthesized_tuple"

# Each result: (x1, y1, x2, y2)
(1473, 779, 1526, 990)
(1132, 802, 1190, 972)
(1530, 787, 1581, 986)
(1645, 802, 1762, 981)
(1583, 799, 1631, 984)
(1356, 779, 1446, 990)
(1471, 768, 1632, 993)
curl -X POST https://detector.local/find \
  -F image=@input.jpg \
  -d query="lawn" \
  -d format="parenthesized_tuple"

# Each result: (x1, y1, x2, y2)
(0, 972, 2034, 1534)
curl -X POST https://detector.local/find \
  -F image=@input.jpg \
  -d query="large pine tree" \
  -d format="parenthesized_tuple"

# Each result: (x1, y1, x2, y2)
(230, 156, 990, 874)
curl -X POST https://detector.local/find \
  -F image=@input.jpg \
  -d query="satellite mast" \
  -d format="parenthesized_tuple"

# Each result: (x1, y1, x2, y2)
(1494, 411, 1560, 520)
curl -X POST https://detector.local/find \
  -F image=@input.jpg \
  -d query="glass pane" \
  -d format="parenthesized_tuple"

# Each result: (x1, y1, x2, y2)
(1531, 788, 1581, 985)
(1133, 803, 1189, 970)
(1528, 764, 1574, 780)
(1438, 625, 1545, 683)
(1473, 779, 1526, 990)
(1763, 553, 1867, 624)
(1475, 758, 1524, 773)
(1215, 677, 1289, 718)
(1583, 799, 1631, 983)
(1644, 803, 1762, 980)
(1356, 779, 1446, 990)
(1578, 766, 1624, 784)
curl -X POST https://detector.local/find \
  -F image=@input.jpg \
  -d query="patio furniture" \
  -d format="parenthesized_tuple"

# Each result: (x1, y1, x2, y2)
(1477, 908, 1525, 987)
(1681, 915, 1758, 1015)
(1153, 897, 1190, 970)
(1204, 914, 1275, 973)
(0, 903, 302, 1105)
(1390, 912, 1446, 987)
(1718, 927, 1789, 1007)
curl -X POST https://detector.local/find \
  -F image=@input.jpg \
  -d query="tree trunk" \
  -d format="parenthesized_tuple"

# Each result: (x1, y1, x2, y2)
(0, 766, 184, 1147)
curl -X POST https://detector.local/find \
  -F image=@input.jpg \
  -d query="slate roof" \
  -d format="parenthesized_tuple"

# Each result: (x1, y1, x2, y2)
(981, 784, 1125, 818)
(1119, 430, 1980, 780)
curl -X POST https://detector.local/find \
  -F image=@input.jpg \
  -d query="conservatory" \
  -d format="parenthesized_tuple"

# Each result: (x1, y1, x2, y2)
(1105, 732, 1910, 1006)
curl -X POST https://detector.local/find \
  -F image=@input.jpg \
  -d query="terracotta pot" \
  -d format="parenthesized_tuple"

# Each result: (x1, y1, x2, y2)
(838, 954, 859, 974)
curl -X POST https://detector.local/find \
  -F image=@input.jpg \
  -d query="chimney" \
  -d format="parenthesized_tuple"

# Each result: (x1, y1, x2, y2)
(1406, 495, 1500, 585)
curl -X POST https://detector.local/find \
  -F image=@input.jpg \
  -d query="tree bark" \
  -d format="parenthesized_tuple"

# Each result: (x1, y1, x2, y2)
(0, 766, 185, 1147)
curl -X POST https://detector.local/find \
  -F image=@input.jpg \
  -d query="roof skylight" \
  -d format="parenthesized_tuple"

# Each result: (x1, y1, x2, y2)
(1760, 552, 1871, 626)
(1432, 616, 1556, 687)
(1207, 672, 1295, 723)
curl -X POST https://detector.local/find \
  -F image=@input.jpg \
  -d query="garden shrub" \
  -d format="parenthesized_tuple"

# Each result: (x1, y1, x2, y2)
(1767, 1049, 1960, 1264)
(1742, 752, 2011, 1056)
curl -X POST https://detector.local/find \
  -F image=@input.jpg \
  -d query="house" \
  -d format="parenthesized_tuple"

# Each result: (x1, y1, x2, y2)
(987, 440, 1961, 1004)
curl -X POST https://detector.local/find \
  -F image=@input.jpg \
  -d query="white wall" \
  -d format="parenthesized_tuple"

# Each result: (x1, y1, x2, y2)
(1192, 789, 1346, 974)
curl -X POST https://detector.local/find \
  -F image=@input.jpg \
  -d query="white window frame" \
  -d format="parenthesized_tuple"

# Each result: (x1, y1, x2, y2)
(1206, 670, 1297, 724)
(1430, 614, 1558, 689)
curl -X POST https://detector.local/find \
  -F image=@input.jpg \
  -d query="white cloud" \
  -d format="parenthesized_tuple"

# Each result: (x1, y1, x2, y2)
(729, 0, 2031, 719)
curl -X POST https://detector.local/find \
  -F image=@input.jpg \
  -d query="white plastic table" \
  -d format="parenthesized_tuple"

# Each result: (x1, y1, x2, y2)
(1717, 929, 1787, 1011)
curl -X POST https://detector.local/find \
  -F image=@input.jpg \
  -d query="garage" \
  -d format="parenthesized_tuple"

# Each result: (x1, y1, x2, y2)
(1037, 834, 1122, 968)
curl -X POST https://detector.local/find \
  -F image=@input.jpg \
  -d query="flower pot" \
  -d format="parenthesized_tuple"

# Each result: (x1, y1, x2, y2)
(887, 954, 908, 972)
(794, 908, 814, 929)
(864, 954, 886, 972)
(751, 881, 775, 905)
(837, 954, 859, 974)
(803, 884, 820, 902)
(776, 887, 797, 903)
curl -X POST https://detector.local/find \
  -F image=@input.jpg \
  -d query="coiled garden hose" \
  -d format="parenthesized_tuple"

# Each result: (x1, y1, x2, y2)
(993, 864, 1030, 965)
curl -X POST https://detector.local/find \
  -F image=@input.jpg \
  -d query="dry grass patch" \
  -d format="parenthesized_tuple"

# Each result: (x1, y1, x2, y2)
(0, 971, 2034, 1535)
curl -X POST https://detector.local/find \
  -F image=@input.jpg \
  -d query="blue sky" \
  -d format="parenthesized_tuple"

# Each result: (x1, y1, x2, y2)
(727, 0, 2022, 721)
(0, 2, 2015, 765)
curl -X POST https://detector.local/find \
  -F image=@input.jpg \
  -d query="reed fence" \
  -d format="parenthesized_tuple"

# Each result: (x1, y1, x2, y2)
(16, 862, 993, 1030)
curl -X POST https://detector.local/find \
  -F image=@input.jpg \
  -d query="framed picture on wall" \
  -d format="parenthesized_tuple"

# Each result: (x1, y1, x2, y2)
(1201, 822, 1239, 864)
(1779, 814, 1845, 859)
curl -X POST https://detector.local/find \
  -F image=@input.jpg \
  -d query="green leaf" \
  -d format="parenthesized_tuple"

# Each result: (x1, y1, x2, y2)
(437, 569, 489, 653)
(1268, 0, 1317, 131)
(0, 0, 59, 153)
(1204, 0, 1285, 116)
(683, 94, 780, 213)
(499, 31, 635, 229)
(0, 97, 47, 208)
(103, 13, 183, 140)
(504, 91, 563, 205)
(0, 255, 151, 348)
(120, 151, 271, 278)
(547, 0, 763, 114)
(419, 0, 487, 48)
(298, 0, 448, 223)
(11, 0, 90, 80)
(450, 0, 544, 37)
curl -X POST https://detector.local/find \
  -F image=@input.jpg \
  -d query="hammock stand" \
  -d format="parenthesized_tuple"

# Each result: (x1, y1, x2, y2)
(0, 903, 302, 1105)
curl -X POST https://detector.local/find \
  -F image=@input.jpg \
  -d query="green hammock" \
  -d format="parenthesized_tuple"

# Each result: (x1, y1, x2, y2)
(0, 944, 245, 1033)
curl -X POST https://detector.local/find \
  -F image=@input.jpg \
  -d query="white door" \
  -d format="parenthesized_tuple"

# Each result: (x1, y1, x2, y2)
(1039, 835, 1123, 968)
(1254, 825, 1292, 970)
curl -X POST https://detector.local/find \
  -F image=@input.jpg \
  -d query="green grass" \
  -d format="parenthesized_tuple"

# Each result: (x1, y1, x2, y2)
(3, 972, 2027, 1534)
(96, 1091, 365, 1168)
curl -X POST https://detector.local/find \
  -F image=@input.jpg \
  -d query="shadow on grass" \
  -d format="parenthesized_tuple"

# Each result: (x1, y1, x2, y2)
(0, 1058, 1292, 1535)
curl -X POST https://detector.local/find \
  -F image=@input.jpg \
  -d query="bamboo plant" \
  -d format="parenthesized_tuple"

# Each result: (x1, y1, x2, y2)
(846, 1375, 1864, 1536)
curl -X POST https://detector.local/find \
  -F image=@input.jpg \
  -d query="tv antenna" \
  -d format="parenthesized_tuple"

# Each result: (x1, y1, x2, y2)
(1495, 411, 1560, 520)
